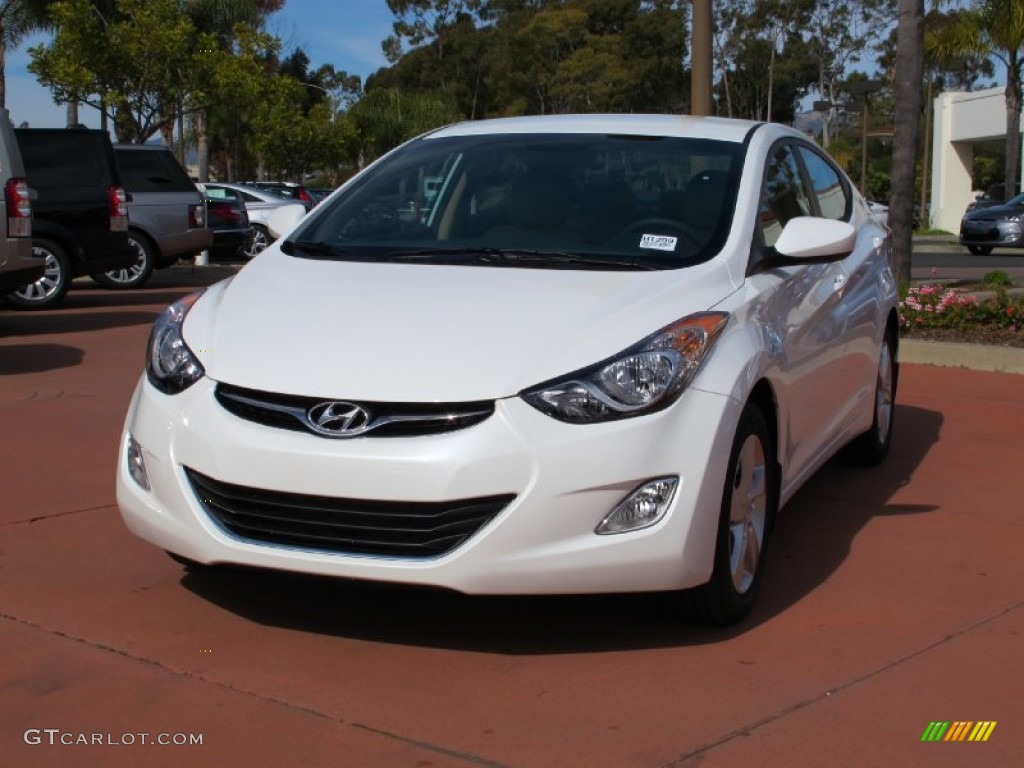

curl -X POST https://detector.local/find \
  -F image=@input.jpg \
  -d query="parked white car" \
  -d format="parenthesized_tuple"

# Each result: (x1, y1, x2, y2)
(202, 182, 305, 258)
(118, 114, 898, 624)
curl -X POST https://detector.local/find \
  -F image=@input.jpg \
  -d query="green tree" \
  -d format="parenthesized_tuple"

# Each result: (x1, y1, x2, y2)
(384, 0, 482, 63)
(928, 0, 1024, 198)
(183, 0, 282, 181)
(348, 87, 461, 163)
(28, 0, 218, 142)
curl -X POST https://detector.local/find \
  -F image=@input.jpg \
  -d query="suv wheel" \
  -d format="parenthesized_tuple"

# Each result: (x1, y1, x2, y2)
(92, 233, 155, 289)
(6, 240, 72, 310)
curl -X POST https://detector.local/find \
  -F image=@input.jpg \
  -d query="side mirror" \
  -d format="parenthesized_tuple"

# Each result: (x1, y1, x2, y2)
(266, 204, 306, 239)
(772, 216, 856, 262)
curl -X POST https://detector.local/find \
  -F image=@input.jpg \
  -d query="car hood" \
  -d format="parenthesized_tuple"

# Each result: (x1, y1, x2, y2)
(963, 203, 1022, 220)
(184, 249, 737, 402)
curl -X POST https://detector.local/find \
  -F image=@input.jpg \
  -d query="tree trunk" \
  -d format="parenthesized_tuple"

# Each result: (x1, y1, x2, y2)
(889, 0, 925, 287)
(66, 100, 80, 127)
(0, 35, 6, 109)
(196, 109, 210, 182)
(919, 74, 932, 229)
(1004, 62, 1022, 198)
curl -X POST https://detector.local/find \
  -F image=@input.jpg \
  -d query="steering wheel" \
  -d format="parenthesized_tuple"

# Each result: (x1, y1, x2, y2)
(616, 218, 701, 250)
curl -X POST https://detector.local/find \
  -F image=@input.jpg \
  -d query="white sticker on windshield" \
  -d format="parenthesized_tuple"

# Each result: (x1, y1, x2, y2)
(639, 234, 677, 252)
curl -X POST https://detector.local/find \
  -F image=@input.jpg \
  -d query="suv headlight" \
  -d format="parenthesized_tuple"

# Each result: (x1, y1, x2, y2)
(521, 312, 729, 423)
(146, 290, 206, 394)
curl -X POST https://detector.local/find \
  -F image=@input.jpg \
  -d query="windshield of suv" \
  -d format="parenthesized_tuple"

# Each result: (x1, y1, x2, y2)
(284, 133, 743, 270)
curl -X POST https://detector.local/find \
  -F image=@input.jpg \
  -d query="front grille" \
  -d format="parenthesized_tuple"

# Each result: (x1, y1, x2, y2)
(186, 468, 515, 558)
(215, 383, 494, 438)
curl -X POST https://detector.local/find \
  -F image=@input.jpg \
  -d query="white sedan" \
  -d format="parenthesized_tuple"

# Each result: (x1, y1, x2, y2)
(118, 114, 898, 625)
(202, 182, 306, 258)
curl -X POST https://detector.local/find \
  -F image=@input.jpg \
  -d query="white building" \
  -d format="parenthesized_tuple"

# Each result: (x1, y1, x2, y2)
(930, 87, 1024, 232)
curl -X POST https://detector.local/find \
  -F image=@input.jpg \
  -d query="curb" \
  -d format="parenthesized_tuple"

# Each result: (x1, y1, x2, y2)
(900, 339, 1024, 375)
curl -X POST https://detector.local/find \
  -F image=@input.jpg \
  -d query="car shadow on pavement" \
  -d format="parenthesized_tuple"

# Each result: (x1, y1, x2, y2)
(0, 343, 83, 375)
(59, 289, 198, 310)
(0, 309, 159, 336)
(180, 403, 943, 655)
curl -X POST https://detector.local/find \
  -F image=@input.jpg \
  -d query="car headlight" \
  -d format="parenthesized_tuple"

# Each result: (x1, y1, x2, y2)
(521, 312, 729, 423)
(146, 289, 206, 394)
(1006, 213, 1023, 223)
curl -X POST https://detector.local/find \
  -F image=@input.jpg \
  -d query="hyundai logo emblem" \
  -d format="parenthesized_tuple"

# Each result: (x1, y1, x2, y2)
(306, 401, 372, 437)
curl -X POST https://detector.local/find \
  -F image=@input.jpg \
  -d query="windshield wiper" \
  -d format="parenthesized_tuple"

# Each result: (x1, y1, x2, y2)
(283, 240, 353, 259)
(383, 247, 661, 271)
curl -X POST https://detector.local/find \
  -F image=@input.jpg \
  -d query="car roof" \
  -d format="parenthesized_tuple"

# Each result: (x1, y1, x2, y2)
(426, 114, 765, 143)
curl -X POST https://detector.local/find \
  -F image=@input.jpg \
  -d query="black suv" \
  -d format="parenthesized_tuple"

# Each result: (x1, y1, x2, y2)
(8, 128, 135, 309)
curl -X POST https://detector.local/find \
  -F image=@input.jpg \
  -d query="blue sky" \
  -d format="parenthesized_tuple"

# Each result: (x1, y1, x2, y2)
(4, 0, 395, 130)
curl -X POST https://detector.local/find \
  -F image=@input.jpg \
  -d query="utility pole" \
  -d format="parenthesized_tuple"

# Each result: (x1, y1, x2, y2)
(691, 0, 713, 116)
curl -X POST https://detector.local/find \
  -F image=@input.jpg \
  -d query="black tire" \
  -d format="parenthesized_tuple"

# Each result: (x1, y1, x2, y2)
(966, 245, 993, 255)
(91, 232, 155, 289)
(681, 404, 777, 625)
(244, 224, 271, 258)
(6, 239, 72, 310)
(841, 330, 897, 466)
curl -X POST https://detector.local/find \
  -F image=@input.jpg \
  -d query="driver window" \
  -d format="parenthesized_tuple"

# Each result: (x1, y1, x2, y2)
(759, 144, 812, 248)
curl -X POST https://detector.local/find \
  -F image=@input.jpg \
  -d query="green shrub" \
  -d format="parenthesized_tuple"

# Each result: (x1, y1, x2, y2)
(983, 270, 1013, 289)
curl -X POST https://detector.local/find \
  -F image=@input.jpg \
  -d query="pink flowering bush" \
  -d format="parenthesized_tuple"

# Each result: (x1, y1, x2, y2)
(899, 283, 1023, 333)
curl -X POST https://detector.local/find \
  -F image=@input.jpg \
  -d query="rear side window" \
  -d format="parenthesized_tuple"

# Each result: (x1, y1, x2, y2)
(798, 147, 848, 220)
(15, 130, 113, 191)
(117, 149, 195, 193)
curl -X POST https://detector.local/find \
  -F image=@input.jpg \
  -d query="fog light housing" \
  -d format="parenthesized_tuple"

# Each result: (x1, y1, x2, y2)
(126, 434, 150, 490)
(596, 477, 678, 534)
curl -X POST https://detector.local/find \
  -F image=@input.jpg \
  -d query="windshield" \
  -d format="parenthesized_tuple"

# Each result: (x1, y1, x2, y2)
(286, 132, 744, 270)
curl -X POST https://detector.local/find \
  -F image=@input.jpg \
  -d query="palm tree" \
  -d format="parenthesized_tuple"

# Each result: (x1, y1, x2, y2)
(929, 0, 1024, 198)
(0, 0, 55, 109)
(889, 0, 925, 286)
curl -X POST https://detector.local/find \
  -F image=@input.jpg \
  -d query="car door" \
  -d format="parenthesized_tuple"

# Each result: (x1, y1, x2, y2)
(795, 144, 887, 439)
(753, 141, 863, 488)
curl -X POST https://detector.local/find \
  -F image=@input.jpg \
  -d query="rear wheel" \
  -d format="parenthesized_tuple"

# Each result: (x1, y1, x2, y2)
(966, 244, 993, 255)
(244, 224, 271, 258)
(682, 404, 776, 625)
(6, 240, 72, 310)
(842, 330, 897, 465)
(91, 232, 155, 289)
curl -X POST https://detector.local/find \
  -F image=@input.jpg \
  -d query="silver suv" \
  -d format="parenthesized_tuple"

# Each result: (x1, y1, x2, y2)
(0, 109, 38, 295)
(100, 144, 212, 288)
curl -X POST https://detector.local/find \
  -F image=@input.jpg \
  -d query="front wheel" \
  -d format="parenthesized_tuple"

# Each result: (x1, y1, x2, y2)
(681, 404, 777, 625)
(6, 240, 72, 310)
(966, 244, 993, 255)
(91, 233, 155, 289)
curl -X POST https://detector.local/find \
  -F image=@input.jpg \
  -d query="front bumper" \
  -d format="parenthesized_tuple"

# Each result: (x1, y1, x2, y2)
(117, 376, 739, 595)
(959, 219, 1024, 247)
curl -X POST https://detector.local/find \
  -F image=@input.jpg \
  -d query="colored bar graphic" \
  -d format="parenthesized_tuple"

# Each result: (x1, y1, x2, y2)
(921, 721, 996, 742)
(968, 722, 997, 742)
(942, 724, 966, 741)
(921, 722, 949, 742)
